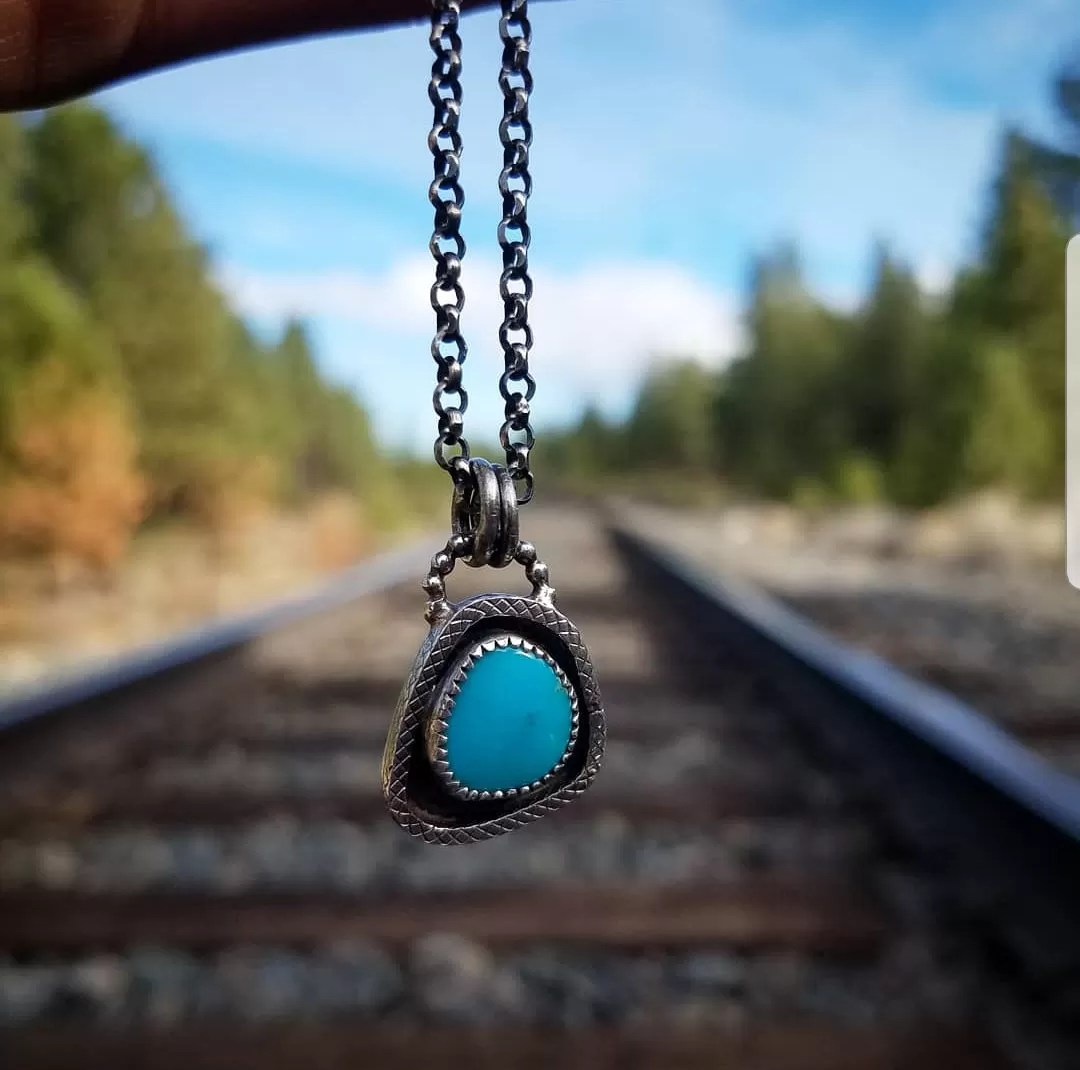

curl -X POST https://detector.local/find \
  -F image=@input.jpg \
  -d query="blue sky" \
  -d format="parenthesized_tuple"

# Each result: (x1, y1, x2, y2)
(94, 0, 1079, 452)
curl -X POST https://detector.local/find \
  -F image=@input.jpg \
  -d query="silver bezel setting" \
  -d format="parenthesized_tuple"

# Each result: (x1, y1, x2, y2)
(382, 592, 606, 844)
(425, 633, 581, 801)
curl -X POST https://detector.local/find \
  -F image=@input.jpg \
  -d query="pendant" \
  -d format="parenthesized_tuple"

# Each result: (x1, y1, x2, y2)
(382, 460, 606, 843)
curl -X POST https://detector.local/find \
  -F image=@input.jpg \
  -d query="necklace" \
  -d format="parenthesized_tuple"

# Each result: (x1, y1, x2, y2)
(381, 0, 606, 843)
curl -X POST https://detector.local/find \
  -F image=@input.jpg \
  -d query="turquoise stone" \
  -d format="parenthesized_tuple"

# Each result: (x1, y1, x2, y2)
(444, 644, 573, 793)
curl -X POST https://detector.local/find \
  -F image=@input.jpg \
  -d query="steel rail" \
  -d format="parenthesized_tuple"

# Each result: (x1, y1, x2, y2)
(0, 537, 436, 736)
(608, 520, 1080, 993)
(2, 514, 1079, 994)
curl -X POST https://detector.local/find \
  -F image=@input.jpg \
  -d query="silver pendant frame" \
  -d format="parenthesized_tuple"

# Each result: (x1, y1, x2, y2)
(382, 590, 606, 845)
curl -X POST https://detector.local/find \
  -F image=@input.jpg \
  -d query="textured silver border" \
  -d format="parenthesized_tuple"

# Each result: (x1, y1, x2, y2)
(381, 593, 606, 844)
(425, 633, 581, 801)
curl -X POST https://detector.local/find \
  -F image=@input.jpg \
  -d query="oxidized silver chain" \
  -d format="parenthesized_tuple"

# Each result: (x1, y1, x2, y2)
(429, 0, 536, 504)
(382, 0, 606, 845)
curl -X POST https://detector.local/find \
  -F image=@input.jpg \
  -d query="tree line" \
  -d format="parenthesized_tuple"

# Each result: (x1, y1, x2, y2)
(2, 58, 1076, 577)
(540, 61, 1078, 510)
(0, 104, 440, 572)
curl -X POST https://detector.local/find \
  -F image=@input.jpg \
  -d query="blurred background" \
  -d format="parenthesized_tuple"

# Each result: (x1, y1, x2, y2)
(0, 0, 1077, 698)
(2, 1, 1080, 1065)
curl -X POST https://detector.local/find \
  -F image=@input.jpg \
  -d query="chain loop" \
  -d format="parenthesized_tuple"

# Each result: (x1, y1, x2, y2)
(496, 0, 535, 503)
(429, 0, 470, 481)
(428, 0, 536, 504)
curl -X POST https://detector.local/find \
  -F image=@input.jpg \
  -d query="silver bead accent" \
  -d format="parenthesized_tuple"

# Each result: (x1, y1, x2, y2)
(527, 560, 548, 588)
(422, 575, 445, 599)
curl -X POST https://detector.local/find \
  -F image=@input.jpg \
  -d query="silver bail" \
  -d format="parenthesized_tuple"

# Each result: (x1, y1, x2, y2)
(451, 458, 520, 569)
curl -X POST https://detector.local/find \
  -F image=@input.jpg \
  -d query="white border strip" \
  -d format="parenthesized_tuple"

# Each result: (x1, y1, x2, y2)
(1068, 234, 1080, 587)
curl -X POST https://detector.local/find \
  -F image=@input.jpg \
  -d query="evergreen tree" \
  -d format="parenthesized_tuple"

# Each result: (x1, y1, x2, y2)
(840, 242, 925, 486)
(963, 338, 1052, 493)
(0, 100, 405, 560)
(1023, 52, 1080, 224)
(965, 130, 1067, 498)
(891, 298, 985, 507)
(23, 105, 241, 513)
(536, 403, 625, 489)
(627, 360, 718, 473)
(17, 105, 392, 525)
(714, 245, 848, 498)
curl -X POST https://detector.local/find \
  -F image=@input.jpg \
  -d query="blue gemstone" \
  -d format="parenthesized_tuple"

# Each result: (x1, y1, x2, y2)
(443, 643, 574, 793)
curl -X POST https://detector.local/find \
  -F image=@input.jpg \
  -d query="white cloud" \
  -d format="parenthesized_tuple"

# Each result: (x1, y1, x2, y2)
(916, 258, 954, 297)
(221, 257, 741, 393)
(223, 260, 428, 329)
(220, 257, 739, 448)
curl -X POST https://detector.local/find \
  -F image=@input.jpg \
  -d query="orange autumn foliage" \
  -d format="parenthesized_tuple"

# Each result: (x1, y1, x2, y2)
(0, 359, 146, 573)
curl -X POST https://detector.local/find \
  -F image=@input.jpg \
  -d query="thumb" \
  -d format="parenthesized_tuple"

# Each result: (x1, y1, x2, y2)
(0, 0, 502, 112)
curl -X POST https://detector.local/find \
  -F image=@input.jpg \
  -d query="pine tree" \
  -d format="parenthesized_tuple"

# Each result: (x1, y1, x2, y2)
(23, 105, 249, 516)
(969, 130, 1067, 498)
(1023, 52, 1080, 224)
(963, 338, 1052, 492)
(890, 277, 982, 507)
(714, 245, 848, 498)
(627, 360, 718, 473)
(841, 242, 926, 486)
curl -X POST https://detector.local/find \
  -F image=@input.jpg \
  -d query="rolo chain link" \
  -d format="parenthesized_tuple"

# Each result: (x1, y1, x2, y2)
(428, 0, 470, 484)
(495, 0, 536, 504)
(428, 0, 536, 505)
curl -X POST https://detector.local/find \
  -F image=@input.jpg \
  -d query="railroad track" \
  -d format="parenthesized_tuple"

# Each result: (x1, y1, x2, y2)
(736, 582, 1080, 782)
(0, 509, 1076, 1069)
